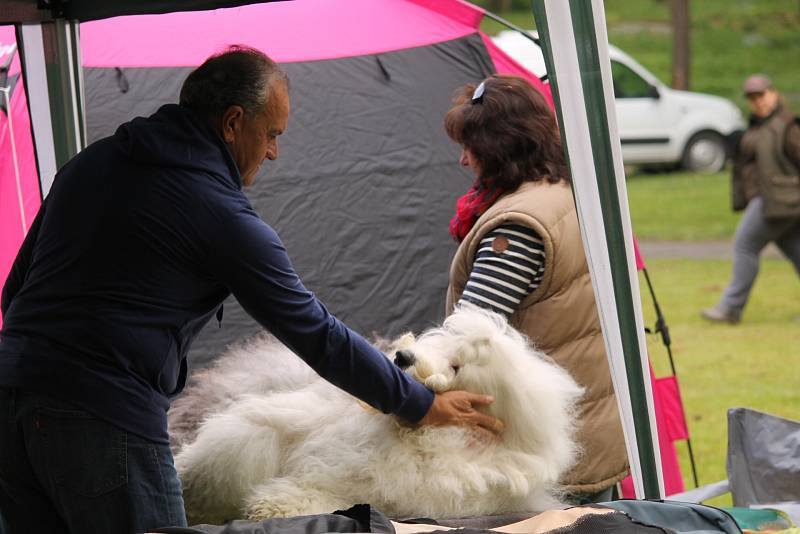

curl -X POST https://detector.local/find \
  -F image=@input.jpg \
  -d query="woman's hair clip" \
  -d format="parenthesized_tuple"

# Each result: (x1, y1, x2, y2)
(471, 81, 486, 104)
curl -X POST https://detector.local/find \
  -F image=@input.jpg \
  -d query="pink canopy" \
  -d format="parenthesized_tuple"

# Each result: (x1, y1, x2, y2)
(83, 0, 465, 64)
(78, 0, 550, 101)
(82, 0, 478, 66)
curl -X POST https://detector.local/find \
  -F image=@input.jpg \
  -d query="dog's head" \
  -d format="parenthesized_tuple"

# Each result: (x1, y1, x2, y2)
(390, 305, 527, 395)
(390, 305, 584, 472)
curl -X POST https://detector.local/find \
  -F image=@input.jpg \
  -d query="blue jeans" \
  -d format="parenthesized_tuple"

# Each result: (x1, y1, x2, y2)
(719, 196, 800, 314)
(0, 387, 187, 533)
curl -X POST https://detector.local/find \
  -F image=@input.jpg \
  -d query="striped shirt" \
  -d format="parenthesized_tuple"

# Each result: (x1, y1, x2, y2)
(457, 224, 545, 317)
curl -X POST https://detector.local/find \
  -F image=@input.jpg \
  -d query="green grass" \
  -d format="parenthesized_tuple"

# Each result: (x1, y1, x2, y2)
(639, 258, 800, 504)
(476, 0, 800, 113)
(626, 171, 740, 241)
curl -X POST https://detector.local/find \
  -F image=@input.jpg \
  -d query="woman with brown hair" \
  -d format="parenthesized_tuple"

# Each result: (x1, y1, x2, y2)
(443, 75, 628, 503)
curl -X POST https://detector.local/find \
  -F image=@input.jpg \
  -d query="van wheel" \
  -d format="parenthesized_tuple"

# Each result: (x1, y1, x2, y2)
(681, 131, 727, 174)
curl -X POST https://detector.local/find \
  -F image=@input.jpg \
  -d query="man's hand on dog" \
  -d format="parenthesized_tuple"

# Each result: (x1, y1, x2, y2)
(419, 390, 505, 442)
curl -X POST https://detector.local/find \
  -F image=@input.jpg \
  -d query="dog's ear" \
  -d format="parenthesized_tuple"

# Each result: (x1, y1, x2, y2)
(392, 332, 416, 350)
(458, 337, 492, 365)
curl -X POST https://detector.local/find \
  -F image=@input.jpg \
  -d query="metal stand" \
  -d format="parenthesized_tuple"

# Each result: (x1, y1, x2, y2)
(641, 266, 700, 488)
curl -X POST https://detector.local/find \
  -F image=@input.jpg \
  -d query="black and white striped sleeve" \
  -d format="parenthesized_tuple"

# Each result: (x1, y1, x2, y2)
(457, 223, 546, 318)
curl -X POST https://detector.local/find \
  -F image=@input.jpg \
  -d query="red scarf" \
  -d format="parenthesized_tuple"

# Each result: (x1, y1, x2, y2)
(449, 183, 505, 243)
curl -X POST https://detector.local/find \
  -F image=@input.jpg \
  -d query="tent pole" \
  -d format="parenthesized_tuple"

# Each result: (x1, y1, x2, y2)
(1, 82, 28, 234)
(530, 0, 664, 499)
(17, 18, 85, 197)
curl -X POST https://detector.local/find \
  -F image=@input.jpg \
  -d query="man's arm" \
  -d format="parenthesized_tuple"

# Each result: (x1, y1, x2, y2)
(1, 205, 45, 317)
(209, 209, 433, 422)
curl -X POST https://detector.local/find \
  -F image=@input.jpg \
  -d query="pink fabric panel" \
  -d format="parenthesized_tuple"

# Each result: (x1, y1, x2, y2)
(1, 26, 20, 76)
(481, 32, 553, 109)
(655, 375, 689, 441)
(408, 0, 484, 29)
(620, 362, 686, 497)
(0, 77, 41, 328)
(80, 0, 480, 68)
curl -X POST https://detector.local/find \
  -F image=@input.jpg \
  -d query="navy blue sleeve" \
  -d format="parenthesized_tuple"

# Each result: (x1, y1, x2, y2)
(1, 204, 45, 318)
(208, 209, 434, 423)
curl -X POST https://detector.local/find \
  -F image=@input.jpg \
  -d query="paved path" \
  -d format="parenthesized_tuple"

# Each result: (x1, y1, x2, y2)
(637, 240, 783, 260)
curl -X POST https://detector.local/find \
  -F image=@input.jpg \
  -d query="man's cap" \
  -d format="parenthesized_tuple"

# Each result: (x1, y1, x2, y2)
(742, 74, 772, 95)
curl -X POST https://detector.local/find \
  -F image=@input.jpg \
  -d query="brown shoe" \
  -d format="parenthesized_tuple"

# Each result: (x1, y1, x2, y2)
(701, 306, 741, 324)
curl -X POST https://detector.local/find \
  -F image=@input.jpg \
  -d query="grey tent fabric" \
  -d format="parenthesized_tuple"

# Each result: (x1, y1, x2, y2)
(726, 407, 800, 507)
(84, 33, 495, 370)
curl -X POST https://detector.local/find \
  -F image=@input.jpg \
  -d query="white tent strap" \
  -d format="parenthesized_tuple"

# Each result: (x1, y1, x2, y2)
(19, 23, 58, 198)
(2, 85, 27, 235)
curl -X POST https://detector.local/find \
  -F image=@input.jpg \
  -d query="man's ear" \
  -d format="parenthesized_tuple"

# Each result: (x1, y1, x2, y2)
(220, 105, 246, 143)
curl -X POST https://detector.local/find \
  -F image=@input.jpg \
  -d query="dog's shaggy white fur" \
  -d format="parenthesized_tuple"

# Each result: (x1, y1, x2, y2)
(172, 306, 584, 524)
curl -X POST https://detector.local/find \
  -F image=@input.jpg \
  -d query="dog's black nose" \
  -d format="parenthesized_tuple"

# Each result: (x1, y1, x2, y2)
(394, 349, 415, 369)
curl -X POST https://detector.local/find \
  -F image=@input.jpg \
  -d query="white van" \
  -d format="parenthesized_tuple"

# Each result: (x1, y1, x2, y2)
(492, 30, 745, 173)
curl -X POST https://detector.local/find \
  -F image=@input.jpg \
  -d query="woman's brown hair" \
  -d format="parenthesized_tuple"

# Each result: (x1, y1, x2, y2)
(444, 75, 569, 191)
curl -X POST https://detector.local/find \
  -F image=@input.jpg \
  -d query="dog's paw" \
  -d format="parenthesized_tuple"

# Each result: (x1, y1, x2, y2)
(246, 498, 301, 520)
(246, 490, 338, 520)
(423, 373, 450, 392)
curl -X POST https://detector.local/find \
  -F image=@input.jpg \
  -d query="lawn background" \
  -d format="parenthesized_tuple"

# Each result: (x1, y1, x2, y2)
(474, 0, 800, 503)
(638, 258, 799, 507)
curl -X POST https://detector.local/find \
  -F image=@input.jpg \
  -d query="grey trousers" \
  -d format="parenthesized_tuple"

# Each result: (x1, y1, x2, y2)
(719, 196, 800, 314)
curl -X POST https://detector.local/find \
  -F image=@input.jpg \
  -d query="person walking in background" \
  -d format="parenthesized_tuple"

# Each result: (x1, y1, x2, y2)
(442, 75, 629, 503)
(702, 74, 800, 324)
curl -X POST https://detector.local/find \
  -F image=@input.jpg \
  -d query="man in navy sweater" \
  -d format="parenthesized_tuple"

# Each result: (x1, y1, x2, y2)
(0, 46, 499, 533)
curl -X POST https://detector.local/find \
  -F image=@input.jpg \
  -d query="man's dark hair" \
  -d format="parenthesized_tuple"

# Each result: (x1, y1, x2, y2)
(444, 75, 569, 191)
(180, 45, 288, 118)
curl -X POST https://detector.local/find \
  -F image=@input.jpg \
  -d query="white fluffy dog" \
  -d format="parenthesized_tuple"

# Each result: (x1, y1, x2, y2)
(172, 306, 584, 524)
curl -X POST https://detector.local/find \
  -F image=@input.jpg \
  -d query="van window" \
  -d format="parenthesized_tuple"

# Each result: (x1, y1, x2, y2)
(611, 60, 653, 98)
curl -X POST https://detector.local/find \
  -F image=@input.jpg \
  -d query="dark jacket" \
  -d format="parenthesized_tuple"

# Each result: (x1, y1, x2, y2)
(0, 104, 433, 443)
(732, 105, 800, 218)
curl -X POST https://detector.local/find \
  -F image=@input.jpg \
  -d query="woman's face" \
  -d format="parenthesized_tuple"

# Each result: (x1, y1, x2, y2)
(746, 88, 780, 119)
(459, 147, 480, 176)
